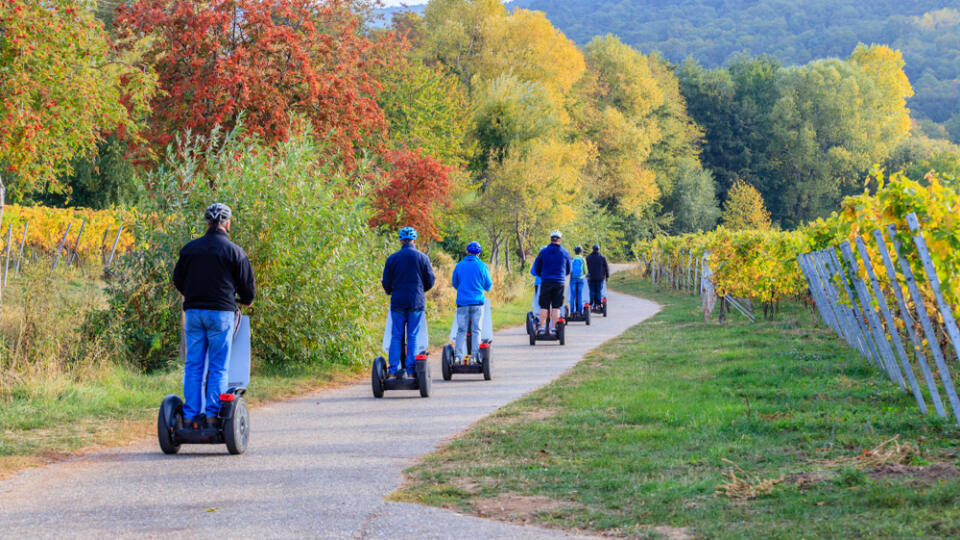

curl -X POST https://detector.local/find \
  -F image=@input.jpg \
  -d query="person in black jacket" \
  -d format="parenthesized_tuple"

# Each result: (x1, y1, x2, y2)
(586, 244, 609, 307)
(172, 203, 256, 429)
(381, 226, 436, 379)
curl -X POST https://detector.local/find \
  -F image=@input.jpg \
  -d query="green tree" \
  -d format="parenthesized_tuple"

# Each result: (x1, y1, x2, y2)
(721, 179, 771, 230)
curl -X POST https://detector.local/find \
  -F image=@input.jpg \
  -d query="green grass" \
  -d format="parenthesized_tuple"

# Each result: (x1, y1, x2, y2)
(395, 271, 960, 538)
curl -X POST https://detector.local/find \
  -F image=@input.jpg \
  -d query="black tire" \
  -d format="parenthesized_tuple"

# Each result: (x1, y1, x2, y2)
(558, 322, 565, 346)
(585, 307, 591, 326)
(372, 356, 386, 398)
(603, 301, 608, 317)
(525, 311, 535, 336)
(417, 359, 431, 398)
(157, 396, 181, 455)
(441, 344, 453, 381)
(223, 397, 249, 455)
(481, 347, 492, 380)
(529, 328, 537, 346)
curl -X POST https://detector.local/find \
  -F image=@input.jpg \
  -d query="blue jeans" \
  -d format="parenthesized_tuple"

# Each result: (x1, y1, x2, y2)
(589, 280, 604, 306)
(183, 309, 235, 420)
(570, 278, 585, 314)
(389, 310, 422, 376)
(455, 305, 484, 359)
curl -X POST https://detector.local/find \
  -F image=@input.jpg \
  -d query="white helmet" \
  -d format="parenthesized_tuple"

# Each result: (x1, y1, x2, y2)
(550, 230, 562, 239)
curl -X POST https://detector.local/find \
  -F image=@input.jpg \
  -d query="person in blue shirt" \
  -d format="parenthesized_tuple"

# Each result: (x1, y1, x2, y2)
(570, 245, 587, 314)
(451, 241, 493, 360)
(381, 227, 436, 379)
(531, 231, 572, 334)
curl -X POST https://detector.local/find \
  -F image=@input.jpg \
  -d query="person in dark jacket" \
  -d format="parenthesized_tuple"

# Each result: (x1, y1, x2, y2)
(451, 241, 492, 360)
(172, 203, 256, 429)
(586, 244, 610, 307)
(381, 226, 436, 379)
(531, 230, 571, 334)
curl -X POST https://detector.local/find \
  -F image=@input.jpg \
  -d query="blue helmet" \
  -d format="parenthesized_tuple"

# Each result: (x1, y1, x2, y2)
(398, 226, 418, 241)
(466, 241, 482, 255)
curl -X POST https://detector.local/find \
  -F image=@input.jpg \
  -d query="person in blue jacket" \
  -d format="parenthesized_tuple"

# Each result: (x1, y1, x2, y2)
(451, 241, 492, 360)
(381, 227, 436, 379)
(570, 245, 587, 314)
(531, 230, 572, 334)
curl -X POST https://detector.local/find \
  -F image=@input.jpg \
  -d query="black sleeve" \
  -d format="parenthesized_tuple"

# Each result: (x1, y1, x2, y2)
(381, 259, 393, 295)
(172, 251, 187, 294)
(603, 257, 610, 279)
(234, 250, 256, 305)
(422, 254, 436, 292)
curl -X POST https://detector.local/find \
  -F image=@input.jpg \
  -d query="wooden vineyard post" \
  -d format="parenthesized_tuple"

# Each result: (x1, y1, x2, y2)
(855, 238, 924, 408)
(888, 224, 960, 426)
(52, 223, 72, 271)
(14, 221, 27, 278)
(873, 229, 945, 418)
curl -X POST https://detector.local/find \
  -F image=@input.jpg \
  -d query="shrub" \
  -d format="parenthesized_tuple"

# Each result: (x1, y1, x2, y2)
(104, 126, 384, 371)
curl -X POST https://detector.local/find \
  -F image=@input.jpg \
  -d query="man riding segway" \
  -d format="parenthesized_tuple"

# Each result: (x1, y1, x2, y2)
(532, 231, 571, 337)
(381, 226, 436, 381)
(172, 203, 256, 432)
(586, 243, 610, 316)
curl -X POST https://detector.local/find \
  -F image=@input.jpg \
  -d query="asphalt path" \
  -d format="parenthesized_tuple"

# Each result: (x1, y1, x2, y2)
(0, 273, 659, 539)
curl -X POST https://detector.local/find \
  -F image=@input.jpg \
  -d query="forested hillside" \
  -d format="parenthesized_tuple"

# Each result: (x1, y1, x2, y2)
(502, 1, 960, 126)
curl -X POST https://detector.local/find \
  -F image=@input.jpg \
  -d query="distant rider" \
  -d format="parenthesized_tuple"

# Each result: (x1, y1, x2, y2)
(531, 231, 571, 335)
(586, 243, 610, 308)
(172, 203, 256, 430)
(451, 242, 492, 360)
(570, 245, 587, 314)
(381, 227, 436, 380)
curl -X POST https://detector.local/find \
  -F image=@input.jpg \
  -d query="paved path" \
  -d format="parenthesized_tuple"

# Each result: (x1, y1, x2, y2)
(0, 280, 659, 539)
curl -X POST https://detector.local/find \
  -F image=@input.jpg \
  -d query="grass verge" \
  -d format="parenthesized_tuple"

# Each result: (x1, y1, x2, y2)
(394, 270, 960, 538)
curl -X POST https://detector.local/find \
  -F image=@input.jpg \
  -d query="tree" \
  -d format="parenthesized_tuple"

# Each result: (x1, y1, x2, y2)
(0, 0, 156, 199)
(115, 0, 392, 165)
(721, 179, 771, 230)
(475, 8, 585, 114)
(369, 148, 453, 241)
(661, 159, 720, 233)
(378, 58, 469, 167)
(581, 35, 664, 217)
(420, 0, 506, 92)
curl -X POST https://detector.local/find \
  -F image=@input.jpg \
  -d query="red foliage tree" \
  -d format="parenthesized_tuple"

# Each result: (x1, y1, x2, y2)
(114, 0, 393, 165)
(370, 148, 453, 241)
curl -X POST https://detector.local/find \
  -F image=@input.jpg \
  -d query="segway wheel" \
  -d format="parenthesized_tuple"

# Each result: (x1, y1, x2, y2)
(372, 356, 386, 398)
(223, 396, 249, 455)
(417, 358, 431, 398)
(585, 306, 591, 326)
(603, 300, 608, 317)
(525, 312, 535, 336)
(441, 344, 453, 381)
(481, 346, 492, 381)
(529, 328, 537, 346)
(157, 395, 182, 455)
(558, 322, 566, 346)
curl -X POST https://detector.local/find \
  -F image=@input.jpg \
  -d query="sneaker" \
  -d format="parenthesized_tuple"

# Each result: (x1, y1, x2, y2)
(186, 416, 203, 430)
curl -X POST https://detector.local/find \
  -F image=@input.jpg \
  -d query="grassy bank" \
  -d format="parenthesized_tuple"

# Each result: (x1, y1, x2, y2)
(395, 270, 960, 538)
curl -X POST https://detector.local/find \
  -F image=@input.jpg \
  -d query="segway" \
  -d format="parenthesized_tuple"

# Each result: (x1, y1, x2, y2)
(441, 298, 493, 381)
(588, 280, 608, 317)
(526, 284, 567, 346)
(158, 312, 251, 455)
(565, 278, 591, 325)
(371, 311, 431, 398)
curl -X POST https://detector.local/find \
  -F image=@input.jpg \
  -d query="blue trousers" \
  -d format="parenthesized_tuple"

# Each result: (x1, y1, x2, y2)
(183, 309, 235, 420)
(589, 280, 604, 306)
(455, 305, 484, 359)
(389, 310, 422, 376)
(570, 278, 585, 314)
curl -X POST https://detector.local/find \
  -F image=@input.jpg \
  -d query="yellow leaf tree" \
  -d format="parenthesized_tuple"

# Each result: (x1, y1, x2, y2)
(721, 179, 772, 230)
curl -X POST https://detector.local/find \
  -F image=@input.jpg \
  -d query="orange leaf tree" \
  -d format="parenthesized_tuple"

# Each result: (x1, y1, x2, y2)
(115, 0, 393, 165)
(370, 148, 453, 241)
